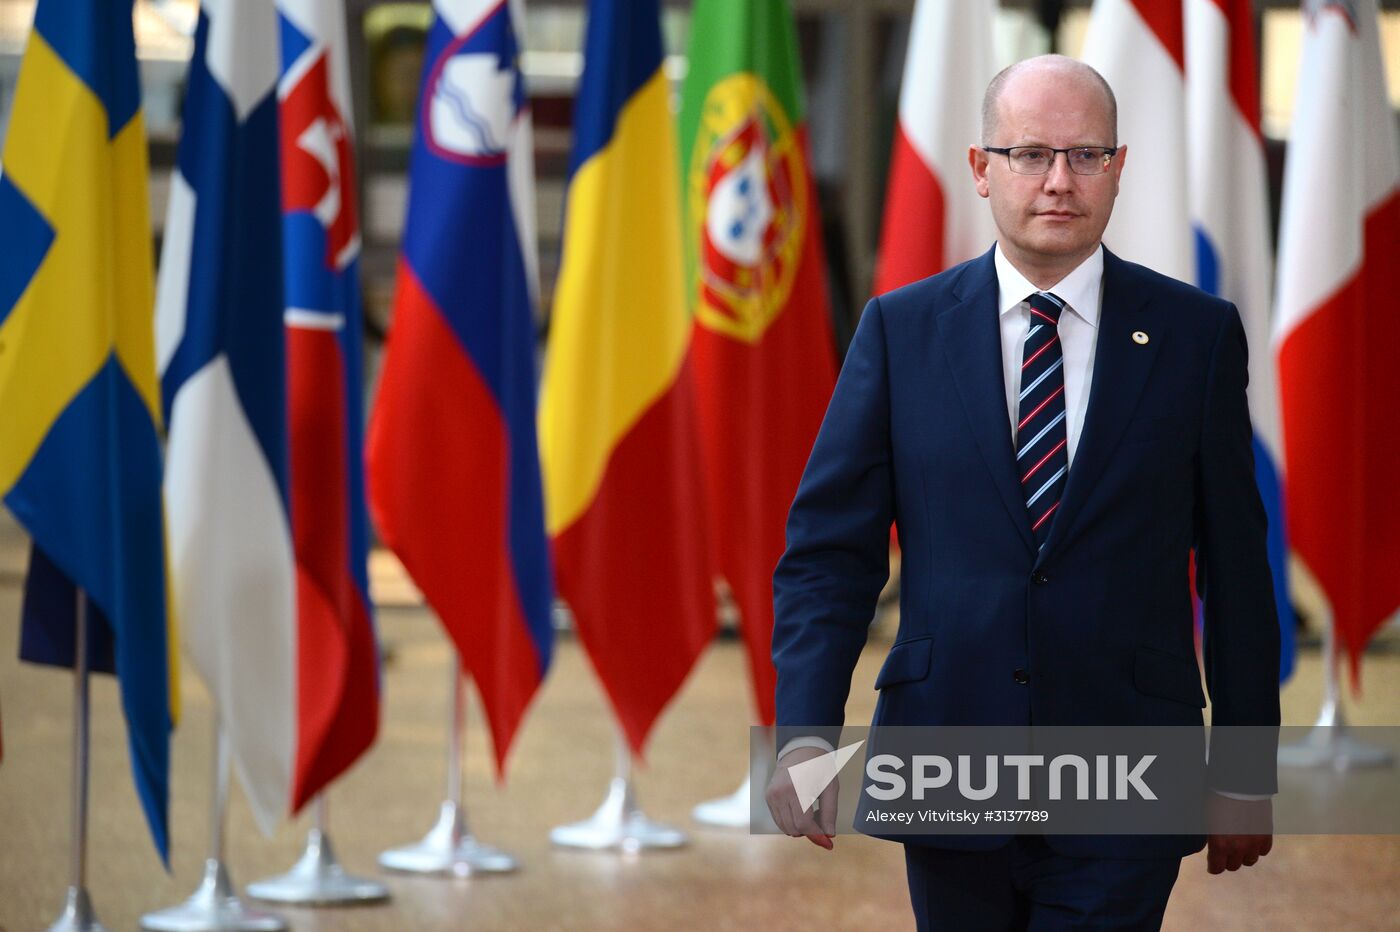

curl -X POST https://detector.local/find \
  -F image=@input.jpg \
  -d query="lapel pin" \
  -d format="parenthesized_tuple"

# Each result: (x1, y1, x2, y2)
(1132, 330, 1149, 345)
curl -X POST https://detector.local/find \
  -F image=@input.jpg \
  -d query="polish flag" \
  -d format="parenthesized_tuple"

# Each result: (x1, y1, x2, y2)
(873, 0, 997, 295)
(1186, 0, 1295, 680)
(1274, 0, 1400, 685)
(1081, 0, 1195, 284)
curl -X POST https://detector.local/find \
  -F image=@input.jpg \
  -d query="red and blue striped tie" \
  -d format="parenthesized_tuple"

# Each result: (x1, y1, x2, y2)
(1017, 292, 1070, 549)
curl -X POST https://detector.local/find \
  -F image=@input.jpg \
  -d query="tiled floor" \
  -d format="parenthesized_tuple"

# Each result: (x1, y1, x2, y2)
(1, 512, 1397, 930)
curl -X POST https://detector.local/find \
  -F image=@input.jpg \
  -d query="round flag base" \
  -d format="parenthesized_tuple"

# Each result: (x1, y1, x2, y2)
(550, 776, 686, 851)
(246, 829, 389, 906)
(1279, 706, 1395, 771)
(377, 801, 517, 876)
(691, 775, 752, 828)
(47, 885, 108, 932)
(139, 859, 287, 932)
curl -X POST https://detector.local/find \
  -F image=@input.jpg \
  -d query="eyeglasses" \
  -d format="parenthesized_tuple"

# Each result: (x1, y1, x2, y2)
(982, 146, 1118, 176)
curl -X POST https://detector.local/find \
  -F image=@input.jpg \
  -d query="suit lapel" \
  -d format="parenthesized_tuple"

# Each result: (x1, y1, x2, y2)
(936, 249, 1037, 557)
(1036, 249, 1163, 564)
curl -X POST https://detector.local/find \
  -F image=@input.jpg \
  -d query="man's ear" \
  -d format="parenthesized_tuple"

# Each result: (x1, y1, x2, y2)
(969, 145, 991, 199)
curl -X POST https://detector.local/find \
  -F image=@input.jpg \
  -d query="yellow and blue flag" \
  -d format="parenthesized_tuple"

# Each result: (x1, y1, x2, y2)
(0, 0, 174, 862)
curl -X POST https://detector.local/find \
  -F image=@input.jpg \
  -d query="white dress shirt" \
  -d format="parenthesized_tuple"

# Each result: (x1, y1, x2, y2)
(994, 243, 1103, 465)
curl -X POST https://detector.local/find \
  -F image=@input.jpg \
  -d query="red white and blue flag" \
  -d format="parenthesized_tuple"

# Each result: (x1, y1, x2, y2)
(367, 0, 553, 772)
(157, 0, 296, 834)
(1274, 0, 1400, 685)
(278, 0, 382, 810)
(1186, 0, 1295, 679)
(1081, 0, 1195, 284)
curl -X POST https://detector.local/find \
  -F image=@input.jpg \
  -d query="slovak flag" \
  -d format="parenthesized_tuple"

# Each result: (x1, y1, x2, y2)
(367, 0, 554, 772)
(278, 0, 382, 810)
(1274, 0, 1400, 686)
(1081, 0, 1195, 284)
(873, 0, 997, 294)
(1186, 0, 1295, 680)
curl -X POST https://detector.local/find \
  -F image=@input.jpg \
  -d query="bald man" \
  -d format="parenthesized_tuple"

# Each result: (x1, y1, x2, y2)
(765, 56, 1279, 930)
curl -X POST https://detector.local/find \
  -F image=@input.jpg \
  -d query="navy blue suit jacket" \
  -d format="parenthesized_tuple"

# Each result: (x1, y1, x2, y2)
(772, 246, 1281, 859)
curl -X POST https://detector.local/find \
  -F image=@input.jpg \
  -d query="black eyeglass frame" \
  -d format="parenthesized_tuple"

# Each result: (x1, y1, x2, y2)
(981, 145, 1120, 175)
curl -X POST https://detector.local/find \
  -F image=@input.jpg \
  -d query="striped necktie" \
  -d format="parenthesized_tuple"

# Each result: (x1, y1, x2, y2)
(1017, 292, 1070, 549)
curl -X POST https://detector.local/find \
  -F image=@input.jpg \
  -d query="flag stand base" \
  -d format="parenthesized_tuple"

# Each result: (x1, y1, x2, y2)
(140, 860, 287, 932)
(246, 826, 388, 905)
(551, 734, 686, 851)
(48, 885, 107, 932)
(378, 801, 518, 876)
(1278, 697, 1394, 770)
(691, 775, 752, 827)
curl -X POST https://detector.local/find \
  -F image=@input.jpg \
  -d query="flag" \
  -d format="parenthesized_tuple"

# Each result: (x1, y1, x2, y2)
(1185, 0, 1295, 680)
(873, 0, 997, 295)
(279, 0, 382, 807)
(680, 0, 838, 727)
(1274, 0, 1400, 686)
(368, 0, 552, 770)
(538, 0, 713, 754)
(1081, 0, 1195, 283)
(0, 0, 174, 861)
(155, 0, 295, 833)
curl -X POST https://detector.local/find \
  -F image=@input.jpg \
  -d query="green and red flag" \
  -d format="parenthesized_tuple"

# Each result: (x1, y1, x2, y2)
(679, 0, 838, 726)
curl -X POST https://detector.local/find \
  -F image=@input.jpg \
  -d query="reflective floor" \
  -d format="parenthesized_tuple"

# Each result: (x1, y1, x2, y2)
(1, 512, 1397, 931)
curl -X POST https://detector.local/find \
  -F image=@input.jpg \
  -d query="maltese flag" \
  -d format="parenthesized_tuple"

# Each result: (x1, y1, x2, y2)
(873, 0, 997, 295)
(1274, 0, 1400, 687)
(1081, 0, 1195, 284)
(1186, 0, 1295, 680)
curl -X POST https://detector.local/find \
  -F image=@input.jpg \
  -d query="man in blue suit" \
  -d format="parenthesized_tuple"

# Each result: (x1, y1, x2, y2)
(764, 55, 1280, 930)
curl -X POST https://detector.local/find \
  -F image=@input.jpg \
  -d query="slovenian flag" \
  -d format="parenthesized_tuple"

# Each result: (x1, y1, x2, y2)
(368, 0, 553, 771)
(157, 0, 297, 833)
(1081, 0, 1195, 284)
(279, 0, 383, 807)
(538, 0, 714, 754)
(1186, 0, 1295, 680)
(873, 0, 997, 295)
(1, 0, 175, 861)
(1274, 0, 1400, 687)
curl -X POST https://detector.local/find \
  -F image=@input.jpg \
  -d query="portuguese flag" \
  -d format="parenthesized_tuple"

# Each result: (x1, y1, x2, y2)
(679, 0, 838, 726)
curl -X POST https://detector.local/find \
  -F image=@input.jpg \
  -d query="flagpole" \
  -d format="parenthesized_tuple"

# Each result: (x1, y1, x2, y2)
(47, 589, 107, 932)
(1278, 609, 1393, 770)
(139, 728, 287, 931)
(246, 794, 389, 905)
(378, 656, 517, 875)
(549, 727, 687, 851)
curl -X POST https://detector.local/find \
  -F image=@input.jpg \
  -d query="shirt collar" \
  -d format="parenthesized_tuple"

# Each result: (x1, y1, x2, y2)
(994, 243, 1104, 328)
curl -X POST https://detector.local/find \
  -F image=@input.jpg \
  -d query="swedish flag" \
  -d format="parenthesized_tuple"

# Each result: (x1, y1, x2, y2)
(0, 0, 175, 862)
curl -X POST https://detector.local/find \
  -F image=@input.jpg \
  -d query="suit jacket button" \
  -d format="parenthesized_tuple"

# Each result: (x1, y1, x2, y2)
(1013, 668, 1030, 684)
(1031, 572, 1049, 585)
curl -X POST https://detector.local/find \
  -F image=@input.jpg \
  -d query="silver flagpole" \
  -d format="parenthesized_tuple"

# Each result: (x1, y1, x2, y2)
(378, 656, 517, 875)
(550, 728, 686, 851)
(47, 589, 107, 932)
(1279, 608, 1393, 769)
(140, 728, 287, 931)
(246, 794, 389, 904)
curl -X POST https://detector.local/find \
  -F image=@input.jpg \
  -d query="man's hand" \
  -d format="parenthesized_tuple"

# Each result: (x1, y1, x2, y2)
(1205, 794, 1273, 874)
(765, 746, 838, 850)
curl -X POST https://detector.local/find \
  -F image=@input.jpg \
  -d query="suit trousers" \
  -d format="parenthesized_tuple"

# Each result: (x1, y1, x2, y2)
(904, 836, 1181, 931)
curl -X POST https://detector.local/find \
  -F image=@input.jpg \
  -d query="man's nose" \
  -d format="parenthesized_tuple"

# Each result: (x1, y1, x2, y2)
(1042, 151, 1076, 191)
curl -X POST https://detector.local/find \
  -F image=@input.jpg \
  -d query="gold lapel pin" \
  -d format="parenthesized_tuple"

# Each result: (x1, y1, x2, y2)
(1132, 331, 1149, 345)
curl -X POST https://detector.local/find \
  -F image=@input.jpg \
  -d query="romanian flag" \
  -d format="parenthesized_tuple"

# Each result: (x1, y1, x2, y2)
(279, 0, 382, 813)
(0, 0, 175, 861)
(679, 0, 837, 726)
(539, 0, 715, 754)
(368, 0, 553, 771)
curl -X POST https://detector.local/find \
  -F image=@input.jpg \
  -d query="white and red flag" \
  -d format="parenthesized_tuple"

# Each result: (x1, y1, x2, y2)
(1274, 0, 1400, 685)
(1080, 0, 1195, 283)
(873, 0, 997, 294)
